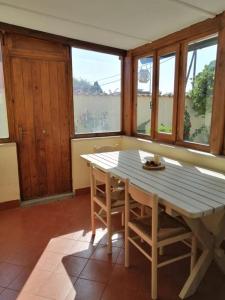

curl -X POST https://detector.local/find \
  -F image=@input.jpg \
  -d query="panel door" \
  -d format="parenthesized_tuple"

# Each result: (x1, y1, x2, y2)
(11, 56, 72, 200)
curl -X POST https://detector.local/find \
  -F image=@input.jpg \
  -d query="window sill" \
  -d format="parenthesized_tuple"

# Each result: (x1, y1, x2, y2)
(72, 132, 123, 139)
(124, 135, 225, 173)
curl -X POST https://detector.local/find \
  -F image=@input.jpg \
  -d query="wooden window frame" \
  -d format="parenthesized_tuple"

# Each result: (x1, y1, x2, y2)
(0, 34, 11, 143)
(133, 52, 156, 140)
(131, 24, 225, 154)
(154, 44, 180, 143)
(176, 32, 219, 152)
(72, 49, 124, 138)
(0, 21, 126, 143)
(130, 13, 225, 155)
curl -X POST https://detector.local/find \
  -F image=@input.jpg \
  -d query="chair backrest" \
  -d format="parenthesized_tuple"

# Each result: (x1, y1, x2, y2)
(93, 144, 119, 153)
(90, 164, 111, 205)
(128, 183, 158, 209)
(91, 164, 108, 184)
(125, 179, 158, 242)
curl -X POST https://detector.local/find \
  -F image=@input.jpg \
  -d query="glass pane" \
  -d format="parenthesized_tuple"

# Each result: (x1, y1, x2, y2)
(136, 56, 153, 135)
(72, 48, 121, 134)
(0, 45, 9, 138)
(157, 52, 176, 134)
(184, 35, 218, 144)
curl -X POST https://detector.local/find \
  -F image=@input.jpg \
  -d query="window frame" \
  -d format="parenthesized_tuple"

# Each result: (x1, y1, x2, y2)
(132, 28, 225, 154)
(176, 32, 219, 152)
(154, 44, 180, 143)
(0, 34, 11, 143)
(133, 51, 156, 140)
(72, 47, 124, 137)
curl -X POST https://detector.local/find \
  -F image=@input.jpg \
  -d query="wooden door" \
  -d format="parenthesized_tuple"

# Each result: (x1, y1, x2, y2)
(7, 34, 72, 200)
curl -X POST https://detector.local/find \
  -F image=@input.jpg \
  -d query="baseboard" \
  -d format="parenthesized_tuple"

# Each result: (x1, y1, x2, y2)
(75, 187, 90, 195)
(21, 192, 75, 207)
(0, 199, 20, 211)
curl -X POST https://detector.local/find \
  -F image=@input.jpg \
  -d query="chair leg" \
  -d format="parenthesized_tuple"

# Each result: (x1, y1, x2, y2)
(151, 245, 158, 300)
(159, 247, 164, 256)
(91, 199, 95, 235)
(191, 235, 197, 272)
(125, 226, 130, 267)
(107, 211, 112, 254)
(121, 212, 125, 227)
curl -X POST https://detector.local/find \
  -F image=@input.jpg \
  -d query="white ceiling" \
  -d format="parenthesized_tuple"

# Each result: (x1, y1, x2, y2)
(0, 0, 224, 50)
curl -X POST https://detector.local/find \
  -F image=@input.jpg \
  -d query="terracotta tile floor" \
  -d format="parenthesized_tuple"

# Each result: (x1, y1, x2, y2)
(0, 194, 225, 300)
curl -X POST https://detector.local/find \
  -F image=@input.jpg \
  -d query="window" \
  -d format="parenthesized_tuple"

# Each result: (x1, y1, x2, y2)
(0, 43, 9, 139)
(183, 35, 218, 145)
(72, 48, 122, 134)
(136, 56, 153, 135)
(156, 46, 178, 140)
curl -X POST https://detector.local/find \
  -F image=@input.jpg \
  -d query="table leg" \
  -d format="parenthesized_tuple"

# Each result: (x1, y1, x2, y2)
(179, 218, 214, 299)
(179, 249, 213, 299)
(214, 250, 225, 274)
(214, 212, 225, 274)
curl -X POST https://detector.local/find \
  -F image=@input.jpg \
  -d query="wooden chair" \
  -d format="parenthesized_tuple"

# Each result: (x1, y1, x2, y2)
(93, 144, 123, 188)
(93, 144, 119, 153)
(93, 144, 126, 224)
(124, 180, 197, 300)
(90, 164, 141, 253)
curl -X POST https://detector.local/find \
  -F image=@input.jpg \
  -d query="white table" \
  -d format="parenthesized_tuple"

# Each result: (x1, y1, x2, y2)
(81, 149, 225, 298)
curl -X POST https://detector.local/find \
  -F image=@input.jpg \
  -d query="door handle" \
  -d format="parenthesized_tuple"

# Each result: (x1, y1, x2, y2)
(42, 129, 46, 135)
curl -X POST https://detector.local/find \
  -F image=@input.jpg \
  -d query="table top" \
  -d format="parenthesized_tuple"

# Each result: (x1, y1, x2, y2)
(81, 149, 225, 219)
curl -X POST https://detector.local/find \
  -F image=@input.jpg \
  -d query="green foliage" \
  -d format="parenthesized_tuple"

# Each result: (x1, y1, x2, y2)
(188, 60, 215, 116)
(137, 119, 151, 135)
(191, 125, 209, 143)
(158, 123, 171, 133)
(183, 108, 191, 140)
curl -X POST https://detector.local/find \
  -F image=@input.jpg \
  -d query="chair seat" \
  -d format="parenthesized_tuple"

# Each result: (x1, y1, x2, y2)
(95, 190, 139, 209)
(111, 177, 125, 189)
(130, 213, 190, 241)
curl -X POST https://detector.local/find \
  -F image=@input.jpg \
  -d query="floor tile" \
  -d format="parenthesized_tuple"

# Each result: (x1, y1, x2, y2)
(0, 262, 23, 288)
(37, 272, 76, 300)
(20, 269, 52, 295)
(17, 292, 49, 300)
(80, 260, 115, 283)
(8, 267, 32, 291)
(0, 194, 225, 300)
(91, 244, 120, 263)
(0, 289, 19, 300)
(107, 264, 146, 293)
(46, 237, 77, 255)
(56, 255, 88, 277)
(70, 240, 96, 259)
(99, 232, 125, 248)
(73, 278, 105, 300)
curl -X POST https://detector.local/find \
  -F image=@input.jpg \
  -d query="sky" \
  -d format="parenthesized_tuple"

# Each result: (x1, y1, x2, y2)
(138, 43, 217, 95)
(72, 40, 218, 95)
(72, 48, 121, 94)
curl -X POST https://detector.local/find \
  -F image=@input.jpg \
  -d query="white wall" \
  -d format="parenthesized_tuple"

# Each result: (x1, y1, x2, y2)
(72, 135, 225, 191)
(71, 136, 123, 191)
(2, 136, 225, 205)
(0, 143, 20, 203)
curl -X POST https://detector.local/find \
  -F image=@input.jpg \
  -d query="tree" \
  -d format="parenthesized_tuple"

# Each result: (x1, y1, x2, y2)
(73, 78, 92, 93)
(189, 60, 216, 116)
(90, 81, 103, 94)
(73, 78, 103, 94)
(183, 109, 191, 140)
